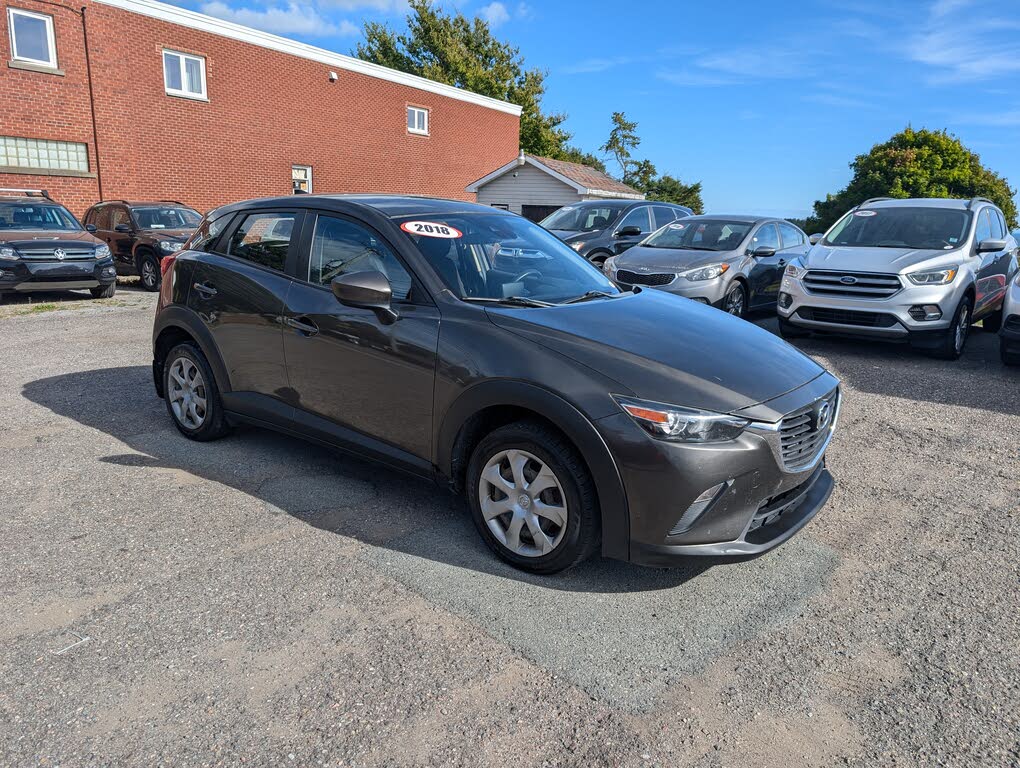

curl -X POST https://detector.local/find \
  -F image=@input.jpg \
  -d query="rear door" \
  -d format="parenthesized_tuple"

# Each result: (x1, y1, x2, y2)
(281, 211, 440, 463)
(747, 222, 784, 307)
(187, 208, 302, 407)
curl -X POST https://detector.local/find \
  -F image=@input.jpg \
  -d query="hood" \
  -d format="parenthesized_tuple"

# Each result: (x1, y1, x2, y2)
(0, 229, 104, 248)
(137, 227, 194, 240)
(548, 229, 600, 243)
(616, 244, 736, 271)
(485, 289, 824, 415)
(803, 244, 960, 273)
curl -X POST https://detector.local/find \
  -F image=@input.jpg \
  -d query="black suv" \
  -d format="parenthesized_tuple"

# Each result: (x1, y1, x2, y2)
(153, 195, 839, 574)
(540, 200, 693, 265)
(83, 200, 201, 291)
(0, 188, 116, 302)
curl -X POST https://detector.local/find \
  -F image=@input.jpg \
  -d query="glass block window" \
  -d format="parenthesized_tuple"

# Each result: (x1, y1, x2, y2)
(0, 136, 89, 172)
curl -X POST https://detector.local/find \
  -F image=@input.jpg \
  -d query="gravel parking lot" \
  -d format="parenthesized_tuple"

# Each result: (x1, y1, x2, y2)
(1, 287, 1018, 767)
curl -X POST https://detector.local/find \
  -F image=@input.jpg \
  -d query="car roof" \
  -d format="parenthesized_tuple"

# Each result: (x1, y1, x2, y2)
(860, 197, 993, 211)
(92, 200, 194, 208)
(0, 195, 63, 204)
(211, 193, 518, 220)
(680, 214, 775, 225)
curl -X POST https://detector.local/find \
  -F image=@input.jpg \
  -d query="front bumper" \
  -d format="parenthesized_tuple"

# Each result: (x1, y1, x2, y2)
(0, 258, 117, 293)
(778, 272, 968, 337)
(1001, 313, 1020, 350)
(598, 373, 840, 566)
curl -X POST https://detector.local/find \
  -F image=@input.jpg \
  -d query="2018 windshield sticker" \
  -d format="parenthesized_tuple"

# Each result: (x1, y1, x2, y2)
(400, 221, 463, 239)
(669, 223, 686, 229)
(854, 210, 878, 217)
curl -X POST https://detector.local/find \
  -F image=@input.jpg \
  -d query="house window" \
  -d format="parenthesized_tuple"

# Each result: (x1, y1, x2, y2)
(0, 136, 88, 172)
(292, 165, 312, 193)
(8, 8, 58, 68)
(407, 106, 429, 136)
(163, 49, 207, 100)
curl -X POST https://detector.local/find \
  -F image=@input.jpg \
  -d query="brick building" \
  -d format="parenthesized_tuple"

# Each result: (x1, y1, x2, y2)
(1, 0, 522, 216)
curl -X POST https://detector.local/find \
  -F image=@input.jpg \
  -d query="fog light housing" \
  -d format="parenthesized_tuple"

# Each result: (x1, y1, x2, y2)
(908, 304, 942, 321)
(778, 292, 793, 309)
(668, 481, 729, 536)
(102, 267, 116, 276)
(690, 297, 710, 304)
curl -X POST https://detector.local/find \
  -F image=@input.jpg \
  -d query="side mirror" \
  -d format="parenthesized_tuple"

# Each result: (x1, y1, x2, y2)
(616, 226, 643, 238)
(330, 270, 397, 323)
(85, 224, 97, 233)
(751, 246, 777, 258)
(809, 233, 824, 245)
(114, 223, 132, 233)
(977, 238, 1007, 253)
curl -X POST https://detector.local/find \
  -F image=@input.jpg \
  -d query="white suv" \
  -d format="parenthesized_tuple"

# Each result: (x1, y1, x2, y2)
(777, 197, 1017, 359)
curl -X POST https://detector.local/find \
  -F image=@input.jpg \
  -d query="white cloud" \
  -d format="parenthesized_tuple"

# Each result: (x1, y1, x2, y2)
(200, 1, 359, 36)
(478, 1, 510, 26)
(909, 0, 1020, 82)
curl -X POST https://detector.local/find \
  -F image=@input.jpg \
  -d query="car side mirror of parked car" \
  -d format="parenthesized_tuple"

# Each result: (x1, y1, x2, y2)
(616, 226, 643, 238)
(809, 233, 824, 245)
(976, 238, 1007, 253)
(331, 270, 398, 324)
(752, 246, 777, 258)
(85, 224, 97, 233)
(114, 224, 132, 233)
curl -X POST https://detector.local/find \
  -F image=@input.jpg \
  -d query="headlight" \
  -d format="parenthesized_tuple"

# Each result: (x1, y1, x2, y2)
(0, 246, 18, 261)
(569, 241, 586, 252)
(680, 263, 729, 282)
(603, 256, 618, 275)
(614, 395, 749, 443)
(160, 240, 184, 253)
(784, 260, 806, 279)
(907, 267, 958, 285)
(94, 244, 111, 259)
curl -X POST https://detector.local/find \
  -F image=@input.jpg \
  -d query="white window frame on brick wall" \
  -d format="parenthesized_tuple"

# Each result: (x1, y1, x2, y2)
(407, 106, 429, 136)
(292, 165, 312, 194)
(8, 7, 58, 69)
(162, 48, 207, 100)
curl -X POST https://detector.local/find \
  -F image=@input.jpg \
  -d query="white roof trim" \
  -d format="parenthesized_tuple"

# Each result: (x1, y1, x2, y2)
(585, 188, 645, 200)
(91, 0, 523, 116)
(466, 155, 586, 194)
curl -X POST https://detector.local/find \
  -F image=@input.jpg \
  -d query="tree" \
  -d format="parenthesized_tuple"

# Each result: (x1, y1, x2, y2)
(355, 1, 590, 164)
(644, 174, 705, 214)
(806, 127, 1017, 232)
(600, 112, 640, 178)
(605, 116, 704, 212)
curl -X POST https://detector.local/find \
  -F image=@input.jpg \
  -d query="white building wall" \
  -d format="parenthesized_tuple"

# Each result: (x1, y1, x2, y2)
(474, 164, 582, 214)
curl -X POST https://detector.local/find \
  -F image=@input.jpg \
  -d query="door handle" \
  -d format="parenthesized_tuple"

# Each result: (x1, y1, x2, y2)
(192, 282, 217, 298)
(284, 316, 319, 336)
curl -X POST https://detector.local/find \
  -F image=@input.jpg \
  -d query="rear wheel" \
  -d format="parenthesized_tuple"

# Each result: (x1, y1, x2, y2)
(163, 342, 230, 441)
(923, 295, 972, 360)
(466, 420, 599, 574)
(90, 282, 116, 299)
(138, 251, 161, 292)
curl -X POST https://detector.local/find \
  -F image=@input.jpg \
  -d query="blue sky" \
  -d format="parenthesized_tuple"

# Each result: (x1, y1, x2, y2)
(168, 0, 1020, 218)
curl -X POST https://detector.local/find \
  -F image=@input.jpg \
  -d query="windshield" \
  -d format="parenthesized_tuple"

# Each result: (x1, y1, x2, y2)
(398, 213, 620, 304)
(0, 202, 81, 231)
(132, 206, 201, 229)
(643, 219, 752, 251)
(540, 204, 626, 232)
(825, 207, 971, 250)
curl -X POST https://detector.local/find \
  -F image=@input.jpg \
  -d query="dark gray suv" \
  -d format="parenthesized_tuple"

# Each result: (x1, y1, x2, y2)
(541, 200, 693, 265)
(153, 195, 838, 574)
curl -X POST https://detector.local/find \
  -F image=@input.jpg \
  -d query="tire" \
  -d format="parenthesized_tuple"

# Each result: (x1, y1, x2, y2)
(778, 314, 810, 338)
(90, 282, 116, 299)
(163, 342, 230, 441)
(466, 420, 600, 574)
(137, 250, 161, 292)
(1002, 337, 1020, 366)
(587, 250, 612, 267)
(982, 305, 1003, 333)
(718, 281, 747, 318)
(922, 295, 973, 360)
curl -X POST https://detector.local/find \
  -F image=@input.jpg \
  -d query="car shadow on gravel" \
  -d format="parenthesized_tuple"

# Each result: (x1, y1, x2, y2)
(22, 364, 720, 596)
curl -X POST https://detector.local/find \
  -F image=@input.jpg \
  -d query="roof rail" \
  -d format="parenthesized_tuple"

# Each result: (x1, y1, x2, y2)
(854, 197, 893, 210)
(159, 200, 186, 206)
(0, 187, 50, 199)
(967, 197, 994, 210)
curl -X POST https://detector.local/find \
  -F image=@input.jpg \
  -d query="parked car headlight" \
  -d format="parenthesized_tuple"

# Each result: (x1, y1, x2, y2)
(94, 244, 111, 259)
(603, 256, 618, 275)
(0, 246, 18, 261)
(569, 241, 586, 252)
(680, 263, 729, 282)
(784, 260, 806, 279)
(907, 267, 958, 285)
(160, 240, 184, 253)
(614, 395, 749, 443)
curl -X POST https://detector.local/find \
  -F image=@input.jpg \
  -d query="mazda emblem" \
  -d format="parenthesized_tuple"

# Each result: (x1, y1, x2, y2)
(816, 401, 831, 430)
(839, 275, 857, 285)
(54, 248, 66, 261)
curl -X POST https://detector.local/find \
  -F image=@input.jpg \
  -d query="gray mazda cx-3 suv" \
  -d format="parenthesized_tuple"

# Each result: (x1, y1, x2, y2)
(153, 195, 839, 574)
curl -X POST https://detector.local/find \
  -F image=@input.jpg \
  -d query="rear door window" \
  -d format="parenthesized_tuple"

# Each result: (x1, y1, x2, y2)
(779, 222, 805, 249)
(227, 211, 298, 272)
(652, 206, 677, 229)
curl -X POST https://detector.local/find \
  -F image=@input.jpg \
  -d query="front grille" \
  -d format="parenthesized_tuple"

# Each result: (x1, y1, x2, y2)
(616, 269, 675, 286)
(779, 389, 838, 471)
(18, 247, 95, 261)
(748, 465, 822, 534)
(797, 307, 898, 328)
(803, 270, 901, 299)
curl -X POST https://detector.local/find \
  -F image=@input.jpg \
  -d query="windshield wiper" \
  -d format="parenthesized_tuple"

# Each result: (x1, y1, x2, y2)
(461, 296, 554, 308)
(561, 290, 621, 305)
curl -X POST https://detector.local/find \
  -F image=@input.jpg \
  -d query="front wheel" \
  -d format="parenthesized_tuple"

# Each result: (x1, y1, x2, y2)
(586, 250, 612, 267)
(719, 281, 747, 318)
(90, 282, 116, 299)
(138, 251, 161, 292)
(922, 295, 972, 360)
(466, 420, 599, 574)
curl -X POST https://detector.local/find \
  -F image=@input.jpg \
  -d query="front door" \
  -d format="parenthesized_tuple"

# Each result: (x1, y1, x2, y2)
(108, 205, 135, 265)
(746, 222, 784, 307)
(612, 205, 652, 254)
(973, 207, 1012, 318)
(282, 212, 440, 461)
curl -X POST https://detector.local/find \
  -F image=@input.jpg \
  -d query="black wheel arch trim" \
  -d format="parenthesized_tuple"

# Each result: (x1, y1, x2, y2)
(152, 306, 232, 398)
(436, 379, 630, 561)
